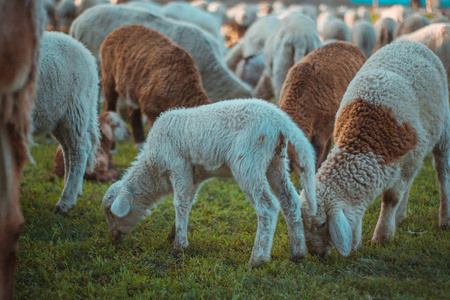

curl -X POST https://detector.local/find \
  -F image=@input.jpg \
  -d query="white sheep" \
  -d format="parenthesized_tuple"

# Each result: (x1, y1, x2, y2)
(69, 4, 252, 102)
(255, 12, 322, 101)
(124, 1, 163, 15)
(350, 20, 376, 58)
(33, 31, 100, 215)
(379, 4, 411, 23)
(317, 10, 336, 38)
(374, 17, 398, 50)
(394, 23, 450, 75)
(102, 99, 317, 267)
(344, 8, 359, 27)
(162, 1, 226, 54)
(395, 14, 430, 36)
(323, 18, 351, 42)
(301, 41, 449, 257)
(235, 52, 265, 88)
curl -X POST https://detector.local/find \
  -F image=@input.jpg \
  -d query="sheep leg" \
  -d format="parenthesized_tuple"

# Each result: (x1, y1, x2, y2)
(102, 76, 119, 112)
(253, 71, 274, 101)
(432, 129, 450, 229)
(267, 155, 307, 262)
(372, 187, 405, 244)
(170, 168, 197, 258)
(54, 141, 89, 215)
(395, 180, 413, 226)
(271, 45, 294, 101)
(129, 108, 146, 149)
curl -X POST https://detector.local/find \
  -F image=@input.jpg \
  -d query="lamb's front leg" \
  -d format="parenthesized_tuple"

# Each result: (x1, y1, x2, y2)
(170, 171, 197, 258)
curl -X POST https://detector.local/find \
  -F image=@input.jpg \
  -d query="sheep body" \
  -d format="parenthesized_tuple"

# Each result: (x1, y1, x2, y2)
(350, 20, 376, 58)
(0, 0, 45, 297)
(102, 99, 317, 268)
(279, 41, 366, 174)
(374, 17, 397, 49)
(33, 31, 100, 215)
(255, 12, 322, 101)
(100, 24, 211, 147)
(70, 4, 251, 102)
(301, 41, 449, 257)
(53, 112, 130, 182)
(395, 14, 430, 37)
(323, 18, 351, 42)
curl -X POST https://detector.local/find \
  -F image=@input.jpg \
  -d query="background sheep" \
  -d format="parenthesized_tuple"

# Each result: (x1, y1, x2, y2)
(0, 0, 44, 297)
(70, 4, 252, 102)
(235, 52, 265, 88)
(374, 17, 398, 50)
(350, 20, 376, 58)
(222, 3, 259, 47)
(394, 23, 450, 75)
(301, 42, 449, 257)
(33, 32, 100, 215)
(279, 41, 366, 175)
(323, 18, 351, 42)
(100, 24, 211, 148)
(255, 12, 322, 101)
(53, 112, 131, 183)
(102, 99, 316, 268)
(57, 0, 77, 32)
(395, 14, 430, 37)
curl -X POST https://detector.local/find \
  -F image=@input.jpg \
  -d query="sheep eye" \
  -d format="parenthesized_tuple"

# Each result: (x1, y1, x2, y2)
(317, 222, 326, 229)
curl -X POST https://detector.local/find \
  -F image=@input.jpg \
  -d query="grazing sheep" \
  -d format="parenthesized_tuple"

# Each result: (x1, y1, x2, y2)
(33, 31, 100, 215)
(279, 41, 366, 175)
(70, 4, 251, 103)
(301, 42, 449, 257)
(350, 20, 377, 58)
(102, 99, 317, 267)
(395, 14, 430, 37)
(374, 17, 398, 49)
(57, 0, 77, 32)
(222, 3, 259, 47)
(0, 0, 44, 297)
(235, 52, 265, 88)
(255, 12, 322, 101)
(323, 18, 351, 42)
(54, 112, 131, 183)
(317, 10, 336, 38)
(100, 24, 211, 148)
(162, 2, 226, 54)
(394, 23, 450, 75)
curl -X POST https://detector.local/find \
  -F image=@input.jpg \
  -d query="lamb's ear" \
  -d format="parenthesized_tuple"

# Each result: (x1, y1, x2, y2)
(111, 195, 131, 218)
(101, 123, 113, 142)
(329, 209, 352, 257)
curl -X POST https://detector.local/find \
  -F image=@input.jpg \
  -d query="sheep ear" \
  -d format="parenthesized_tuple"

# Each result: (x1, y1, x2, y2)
(101, 124, 113, 142)
(111, 195, 131, 218)
(329, 209, 352, 257)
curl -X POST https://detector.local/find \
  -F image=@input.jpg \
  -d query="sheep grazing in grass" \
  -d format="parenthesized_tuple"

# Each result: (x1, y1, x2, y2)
(394, 23, 450, 75)
(301, 41, 449, 257)
(100, 24, 211, 148)
(70, 4, 251, 102)
(395, 14, 430, 37)
(53, 112, 131, 183)
(279, 41, 366, 174)
(33, 31, 100, 215)
(102, 99, 316, 268)
(0, 0, 44, 297)
(374, 17, 398, 50)
(254, 13, 322, 101)
(350, 20, 376, 58)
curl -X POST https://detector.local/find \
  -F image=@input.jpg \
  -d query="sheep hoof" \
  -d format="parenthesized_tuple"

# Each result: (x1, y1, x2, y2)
(439, 220, 449, 229)
(171, 248, 183, 260)
(54, 205, 68, 216)
(248, 256, 270, 268)
(289, 254, 304, 263)
(370, 236, 388, 246)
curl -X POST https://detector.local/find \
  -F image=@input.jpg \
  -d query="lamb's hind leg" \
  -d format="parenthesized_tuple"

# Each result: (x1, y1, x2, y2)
(432, 126, 450, 229)
(267, 153, 307, 262)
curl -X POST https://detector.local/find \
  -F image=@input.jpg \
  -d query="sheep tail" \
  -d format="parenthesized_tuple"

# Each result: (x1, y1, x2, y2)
(280, 123, 317, 216)
(85, 111, 101, 174)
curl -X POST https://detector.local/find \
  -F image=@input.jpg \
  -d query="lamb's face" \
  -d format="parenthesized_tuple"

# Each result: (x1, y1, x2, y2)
(108, 112, 131, 142)
(102, 181, 143, 241)
(301, 192, 333, 256)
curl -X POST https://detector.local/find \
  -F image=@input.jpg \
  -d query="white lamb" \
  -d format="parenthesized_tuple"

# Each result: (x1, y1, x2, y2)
(350, 20, 376, 58)
(69, 4, 252, 102)
(102, 99, 317, 267)
(301, 41, 449, 257)
(254, 12, 322, 101)
(33, 31, 100, 215)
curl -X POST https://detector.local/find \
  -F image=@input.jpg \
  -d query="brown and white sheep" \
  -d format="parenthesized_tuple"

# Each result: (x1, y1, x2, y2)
(279, 41, 367, 175)
(100, 24, 211, 148)
(0, 0, 45, 298)
(53, 112, 131, 183)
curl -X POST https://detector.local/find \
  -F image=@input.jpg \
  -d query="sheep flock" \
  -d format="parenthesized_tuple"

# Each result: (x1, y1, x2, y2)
(2, 0, 450, 297)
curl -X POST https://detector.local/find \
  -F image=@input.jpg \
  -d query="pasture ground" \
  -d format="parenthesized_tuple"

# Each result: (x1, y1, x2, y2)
(16, 135, 450, 299)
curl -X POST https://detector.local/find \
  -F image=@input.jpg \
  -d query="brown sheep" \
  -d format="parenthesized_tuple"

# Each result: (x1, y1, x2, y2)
(0, 0, 44, 298)
(278, 41, 367, 174)
(101, 24, 211, 149)
(53, 111, 131, 183)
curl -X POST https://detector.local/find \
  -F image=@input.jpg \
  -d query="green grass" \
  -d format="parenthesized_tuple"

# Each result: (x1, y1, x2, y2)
(16, 136, 450, 299)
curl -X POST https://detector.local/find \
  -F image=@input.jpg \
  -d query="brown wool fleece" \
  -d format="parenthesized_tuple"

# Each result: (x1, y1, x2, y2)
(101, 24, 211, 144)
(53, 112, 119, 182)
(334, 98, 418, 164)
(278, 41, 367, 173)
